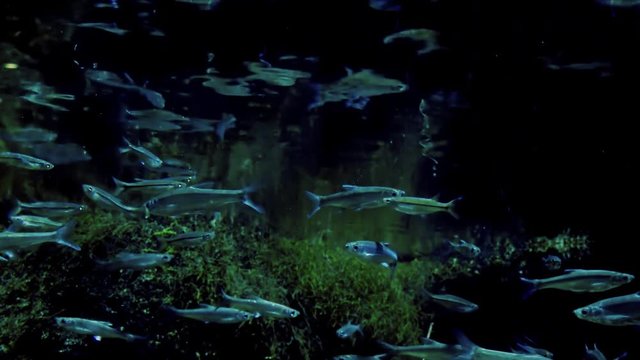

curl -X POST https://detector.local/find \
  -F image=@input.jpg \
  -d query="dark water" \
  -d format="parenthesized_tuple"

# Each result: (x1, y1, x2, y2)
(1, 0, 639, 359)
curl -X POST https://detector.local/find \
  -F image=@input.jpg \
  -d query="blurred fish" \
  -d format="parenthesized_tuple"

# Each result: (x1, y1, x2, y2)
(0, 152, 54, 170)
(127, 118, 182, 132)
(0, 221, 79, 253)
(143, 186, 264, 217)
(83, 184, 144, 216)
(187, 71, 252, 97)
(220, 289, 300, 319)
(595, 0, 640, 7)
(95, 251, 173, 270)
(11, 200, 86, 218)
(55, 317, 145, 342)
(175, 0, 221, 10)
(94, 0, 119, 9)
(164, 304, 259, 324)
(449, 239, 480, 257)
(86, 70, 165, 108)
(383, 29, 440, 55)
(334, 355, 388, 360)
(20, 94, 71, 111)
(520, 269, 634, 298)
(244, 61, 312, 87)
(455, 331, 553, 359)
(585, 344, 606, 360)
(215, 113, 236, 141)
(344, 240, 397, 271)
(305, 185, 404, 218)
(336, 321, 363, 339)
(74, 22, 129, 36)
(29, 143, 92, 165)
(542, 255, 561, 271)
(159, 231, 214, 248)
(369, 0, 401, 11)
(423, 290, 478, 313)
(383, 195, 461, 218)
(308, 69, 407, 110)
(126, 109, 189, 122)
(8, 215, 64, 232)
(378, 338, 465, 359)
(574, 292, 640, 326)
(120, 138, 164, 168)
(0, 127, 57, 143)
(112, 177, 186, 196)
(512, 341, 554, 359)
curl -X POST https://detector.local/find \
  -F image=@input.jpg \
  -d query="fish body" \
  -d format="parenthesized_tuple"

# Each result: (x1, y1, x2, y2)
(121, 138, 163, 168)
(334, 355, 388, 360)
(12, 200, 86, 218)
(96, 251, 173, 271)
(383, 196, 460, 218)
(82, 184, 144, 216)
(29, 143, 92, 165)
(112, 177, 186, 196)
(220, 289, 300, 318)
(423, 290, 478, 313)
(0, 127, 57, 143)
(449, 239, 480, 257)
(456, 332, 552, 360)
(0, 221, 79, 252)
(55, 317, 144, 342)
(378, 339, 465, 359)
(336, 321, 363, 339)
(144, 186, 263, 217)
(344, 241, 397, 270)
(8, 215, 64, 231)
(305, 185, 404, 218)
(75, 22, 129, 35)
(85, 70, 164, 108)
(0, 152, 54, 170)
(165, 304, 259, 324)
(521, 269, 634, 297)
(573, 292, 640, 326)
(160, 231, 214, 247)
(383, 29, 440, 55)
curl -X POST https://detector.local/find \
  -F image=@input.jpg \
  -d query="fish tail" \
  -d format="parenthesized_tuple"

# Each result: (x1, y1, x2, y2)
(215, 113, 236, 141)
(304, 191, 322, 218)
(520, 277, 539, 299)
(219, 287, 232, 304)
(125, 333, 147, 342)
(242, 193, 265, 214)
(376, 340, 399, 354)
(452, 330, 477, 360)
(55, 220, 80, 251)
(112, 177, 127, 196)
(139, 88, 165, 109)
(9, 200, 23, 217)
(447, 196, 463, 219)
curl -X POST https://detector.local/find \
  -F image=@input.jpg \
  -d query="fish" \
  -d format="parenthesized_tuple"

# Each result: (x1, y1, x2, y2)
(383, 195, 461, 218)
(28, 143, 92, 165)
(0, 221, 79, 253)
(8, 215, 64, 231)
(423, 290, 479, 313)
(220, 289, 300, 318)
(85, 70, 165, 108)
(520, 269, 634, 298)
(243, 61, 312, 87)
(378, 338, 465, 359)
(585, 344, 606, 360)
(82, 184, 145, 217)
(95, 251, 173, 271)
(0, 127, 57, 143)
(344, 241, 398, 271)
(20, 94, 72, 111)
(74, 22, 129, 35)
(308, 69, 407, 110)
(336, 321, 363, 339)
(573, 292, 640, 326)
(11, 200, 87, 218)
(455, 331, 553, 359)
(512, 341, 554, 359)
(175, 0, 221, 10)
(187, 73, 253, 97)
(334, 355, 388, 360)
(55, 317, 145, 342)
(126, 109, 189, 122)
(305, 185, 405, 218)
(542, 255, 562, 271)
(159, 231, 215, 248)
(164, 304, 260, 324)
(449, 239, 481, 257)
(0, 152, 54, 170)
(143, 186, 264, 217)
(369, 0, 401, 11)
(120, 138, 164, 168)
(112, 177, 186, 196)
(595, 0, 640, 7)
(383, 29, 440, 55)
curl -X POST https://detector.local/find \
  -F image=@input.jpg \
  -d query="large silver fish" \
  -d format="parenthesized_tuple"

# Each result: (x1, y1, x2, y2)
(0, 221, 79, 253)
(378, 338, 465, 359)
(574, 292, 640, 326)
(305, 185, 404, 218)
(220, 289, 300, 319)
(344, 240, 397, 270)
(143, 186, 264, 217)
(95, 251, 173, 271)
(165, 304, 259, 324)
(56, 317, 145, 342)
(423, 290, 479, 313)
(11, 200, 86, 218)
(521, 269, 634, 298)
(82, 184, 144, 217)
(0, 152, 54, 170)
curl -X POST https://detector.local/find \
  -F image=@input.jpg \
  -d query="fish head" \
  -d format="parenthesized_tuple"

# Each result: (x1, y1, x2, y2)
(82, 184, 99, 200)
(336, 328, 349, 339)
(39, 161, 54, 170)
(344, 241, 367, 255)
(284, 308, 300, 318)
(383, 189, 405, 198)
(612, 273, 635, 286)
(55, 317, 77, 328)
(574, 305, 603, 322)
(159, 254, 174, 263)
(382, 197, 396, 204)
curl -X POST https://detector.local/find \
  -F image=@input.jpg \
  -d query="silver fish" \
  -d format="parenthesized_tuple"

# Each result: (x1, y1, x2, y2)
(160, 231, 215, 247)
(0, 152, 54, 170)
(585, 344, 606, 360)
(0, 221, 79, 253)
(220, 289, 300, 319)
(344, 241, 397, 270)
(74, 22, 129, 35)
(383, 29, 440, 55)
(305, 185, 404, 218)
(423, 290, 478, 313)
(574, 292, 640, 326)
(334, 355, 387, 360)
(378, 338, 465, 359)
(336, 321, 363, 339)
(29, 143, 92, 165)
(243, 61, 312, 87)
(383, 196, 461, 218)
(96, 251, 173, 271)
(456, 332, 552, 360)
(8, 215, 64, 231)
(449, 239, 481, 257)
(521, 269, 634, 298)
(20, 94, 71, 111)
(120, 138, 163, 168)
(82, 184, 144, 216)
(11, 200, 86, 218)
(143, 186, 264, 217)
(165, 304, 259, 324)
(55, 317, 144, 342)
(85, 70, 164, 108)
(112, 177, 186, 196)
(0, 127, 57, 143)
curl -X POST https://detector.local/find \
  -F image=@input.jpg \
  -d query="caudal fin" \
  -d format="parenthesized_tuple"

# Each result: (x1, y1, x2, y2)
(112, 177, 127, 196)
(520, 277, 539, 299)
(55, 220, 80, 251)
(304, 191, 322, 218)
(447, 196, 463, 219)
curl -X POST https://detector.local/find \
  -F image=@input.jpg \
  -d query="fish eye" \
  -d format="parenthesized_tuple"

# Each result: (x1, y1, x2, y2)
(86, 186, 94, 192)
(242, 314, 250, 320)
(581, 309, 588, 315)
(353, 245, 359, 250)
(163, 255, 171, 261)
(289, 311, 297, 317)
(59, 319, 68, 324)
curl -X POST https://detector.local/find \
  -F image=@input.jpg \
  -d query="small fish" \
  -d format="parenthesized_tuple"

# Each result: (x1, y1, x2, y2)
(187, 73, 253, 97)
(0, 221, 79, 253)
(74, 22, 129, 35)
(160, 231, 214, 248)
(336, 321, 363, 339)
(86, 70, 165, 108)
(383, 29, 441, 55)
(144, 186, 264, 217)
(82, 184, 144, 216)
(55, 317, 144, 342)
(96, 251, 173, 271)
(423, 290, 478, 313)
(0, 152, 54, 170)
(0, 127, 57, 143)
(220, 289, 300, 319)
(542, 255, 562, 271)
(585, 344, 606, 360)
(175, 0, 221, 10)
(449, 239, 481, 257)
(378, 338, 465, 359)
(520, 269, 634, 298)
(29, 143, 92, 165)
(126, 109, 189, 122)
(20, 94, 71, 111)
(513, 341, 554, 359)
(120, 138, 164, 168)
(383, 195, 461, 218)
(215, 113, 236, 141)
(596, 0, 640, 7)
(11, 200, 86, 218)
(8, 215, 64, 231)
(344, 241, 398, 271)
(305, 185, 405, 218)
(127, 119, 182, 132)
(334, 355, 388, 360)
(244, 61, 312, 87)
(574, 292, 640, 326)
(112, 177, 186, 196)
(164, 304, 259, 324)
